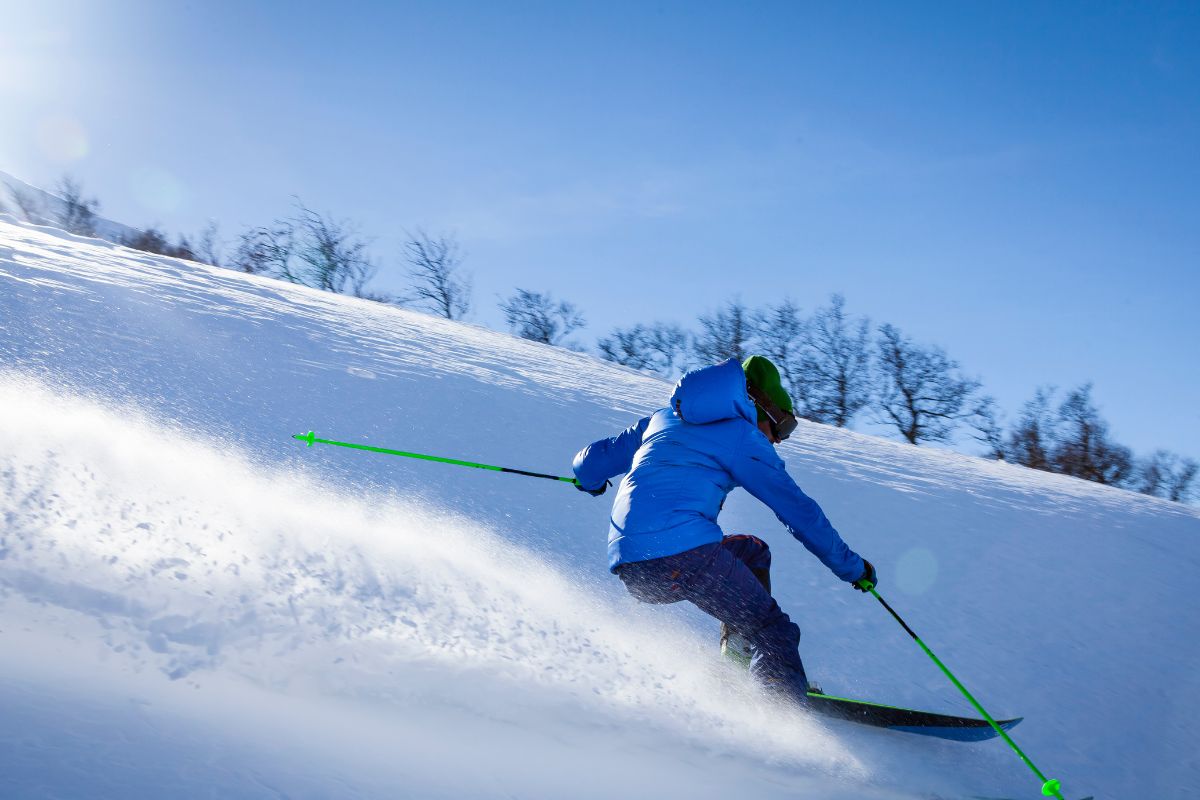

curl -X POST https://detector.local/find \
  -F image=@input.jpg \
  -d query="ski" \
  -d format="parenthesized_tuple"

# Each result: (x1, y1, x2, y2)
(723, 630, 1020, 742)
(804, 690, 1023, 742)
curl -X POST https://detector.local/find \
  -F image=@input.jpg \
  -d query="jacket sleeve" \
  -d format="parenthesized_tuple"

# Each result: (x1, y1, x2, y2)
(727, 428, 865, 583)
(572, 416, 651, 490)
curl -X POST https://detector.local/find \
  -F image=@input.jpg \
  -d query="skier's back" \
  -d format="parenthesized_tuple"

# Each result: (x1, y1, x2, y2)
(573, 356, 875, 704)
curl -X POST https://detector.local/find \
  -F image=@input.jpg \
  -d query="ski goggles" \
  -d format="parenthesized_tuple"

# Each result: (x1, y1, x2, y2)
(746, 384, 798, 441)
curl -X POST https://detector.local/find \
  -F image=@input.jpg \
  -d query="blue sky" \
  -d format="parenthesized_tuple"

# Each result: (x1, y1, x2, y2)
(3, 1, 1198, 458)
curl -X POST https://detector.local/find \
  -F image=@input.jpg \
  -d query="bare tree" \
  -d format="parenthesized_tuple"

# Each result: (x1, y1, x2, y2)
(121, 227, 195, 259)
(176, 235, 196, 261)
(969, 396, 1007, 460)
(598, 325, 654, 370)
(874, 323, 980, 445)
(754, 299, 811, 414)
(598, 322, 691, 378)
(1171, 461, 1198, 503)
(694, 299, 754, 365)
(641, 322, 691, 376)
(1051, 384, 1133, 486)
(230, 203, 376, 296)
(195, 220, 223, 267)
(801, 294, 872, 427)
(500, 288, 585, 346)
(231, 222, 296, 277)
(293, 202, 376, 296)
(123, 227, 170, 255)
(1136, 451, 1199, 502)
(357, 289, 400, 304)
(1006, 387, 1057, 470)
(55, 176, 99, 236)
(403, 230, 471, 319)
(8, 185, 47, 224)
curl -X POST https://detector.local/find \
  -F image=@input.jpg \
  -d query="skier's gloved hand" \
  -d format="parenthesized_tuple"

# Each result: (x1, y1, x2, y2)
(575, 479, 610, 497)
(853, 559, 877, 592)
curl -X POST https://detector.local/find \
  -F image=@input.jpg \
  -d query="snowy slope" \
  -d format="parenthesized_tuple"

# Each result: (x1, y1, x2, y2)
(0, 170, 141, 245)
(2, 215, 1198, 799)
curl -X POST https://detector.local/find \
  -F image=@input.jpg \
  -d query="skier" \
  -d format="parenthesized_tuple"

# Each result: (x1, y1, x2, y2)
(572, 355, 876, 706)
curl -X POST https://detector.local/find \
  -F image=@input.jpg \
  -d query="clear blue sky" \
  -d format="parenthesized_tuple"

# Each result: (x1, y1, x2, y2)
(3, 0, 1198, 458)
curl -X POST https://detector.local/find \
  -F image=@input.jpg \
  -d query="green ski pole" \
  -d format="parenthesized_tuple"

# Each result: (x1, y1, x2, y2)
(862, 583, 1068, 799)
(292, 430, 581, 485)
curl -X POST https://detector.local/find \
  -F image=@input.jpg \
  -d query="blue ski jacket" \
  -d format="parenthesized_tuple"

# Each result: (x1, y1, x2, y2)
(573, 358, 865, 582)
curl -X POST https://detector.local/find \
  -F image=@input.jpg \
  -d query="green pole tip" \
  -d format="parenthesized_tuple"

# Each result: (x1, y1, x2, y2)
(1041, 778, 1062, 797)
(292, 431, 315, 447)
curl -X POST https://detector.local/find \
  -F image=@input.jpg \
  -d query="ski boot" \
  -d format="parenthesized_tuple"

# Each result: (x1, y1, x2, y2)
(720, 623, 753, 669)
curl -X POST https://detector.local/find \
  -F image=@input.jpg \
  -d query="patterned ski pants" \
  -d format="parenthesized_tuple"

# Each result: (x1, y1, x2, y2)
(616, 534, 808, 703)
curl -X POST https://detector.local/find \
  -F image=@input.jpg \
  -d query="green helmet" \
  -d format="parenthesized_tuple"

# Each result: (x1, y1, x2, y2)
(742, 355, 794, 425)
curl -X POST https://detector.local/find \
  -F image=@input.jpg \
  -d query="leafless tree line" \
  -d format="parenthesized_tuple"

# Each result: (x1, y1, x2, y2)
(6, 175, 1192, 501)
(596, 295, 1196, 503)
(6, 175, 472, 315)
(5, 177, 100, 236)
(231, 201, 377, 297)
(499, 289, 586, 348)
(5, 174, 215, 261)
(1000, 384, 1196, 499)
(230, 212, 478, 317)
(598, 295, 967, 438)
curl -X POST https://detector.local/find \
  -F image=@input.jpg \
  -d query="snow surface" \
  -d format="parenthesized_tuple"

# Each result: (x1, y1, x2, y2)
(2, 214, 1198, 799)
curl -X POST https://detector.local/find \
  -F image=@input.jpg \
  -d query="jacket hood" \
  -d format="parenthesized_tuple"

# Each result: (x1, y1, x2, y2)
(669, 358, 757, 426)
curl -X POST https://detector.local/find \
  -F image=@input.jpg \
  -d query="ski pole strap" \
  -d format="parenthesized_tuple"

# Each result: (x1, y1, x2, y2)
(868, 588, 1067, 800)
(292, 431, 579, 485)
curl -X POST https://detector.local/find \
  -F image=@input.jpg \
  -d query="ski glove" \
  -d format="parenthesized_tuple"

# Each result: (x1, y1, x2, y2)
(575, 479, 610, 497)
(853, 559, 877, 592)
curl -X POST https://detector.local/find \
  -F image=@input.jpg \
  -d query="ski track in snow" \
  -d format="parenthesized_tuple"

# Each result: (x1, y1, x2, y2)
(3, 215, 1200, 799)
